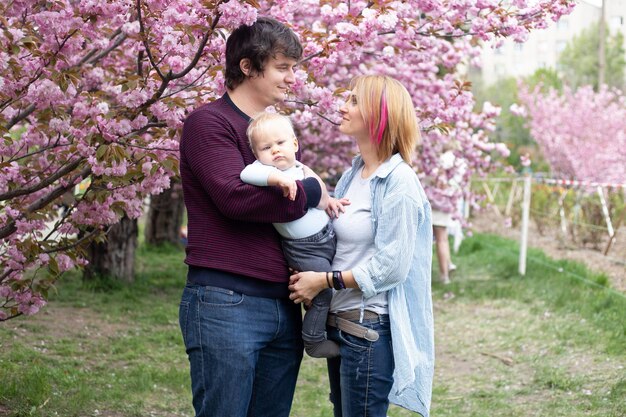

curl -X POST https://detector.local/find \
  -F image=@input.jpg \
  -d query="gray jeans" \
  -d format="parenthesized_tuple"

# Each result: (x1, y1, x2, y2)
(281, 222, 339, 358)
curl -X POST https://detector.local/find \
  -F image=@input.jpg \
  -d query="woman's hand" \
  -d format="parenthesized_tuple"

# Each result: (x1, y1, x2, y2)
(288, 271, 327, 305)
(326, 197, 350, 219)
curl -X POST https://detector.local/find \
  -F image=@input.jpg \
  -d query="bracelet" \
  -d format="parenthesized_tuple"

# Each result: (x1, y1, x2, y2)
(325, 272, 332, 289)
(332, 270, 346, 290)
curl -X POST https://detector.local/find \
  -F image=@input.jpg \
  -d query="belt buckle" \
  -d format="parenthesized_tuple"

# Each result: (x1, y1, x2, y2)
(363, 328, 379, 342)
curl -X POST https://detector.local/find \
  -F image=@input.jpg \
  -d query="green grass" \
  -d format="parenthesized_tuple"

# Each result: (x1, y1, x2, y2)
(0, 235, 624, 417)
(0, 243, 190, 417)
(448, 234, 625, 355)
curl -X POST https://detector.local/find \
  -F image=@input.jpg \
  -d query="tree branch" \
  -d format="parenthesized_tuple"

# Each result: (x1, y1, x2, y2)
(86, 32, 128, 66)
(169, 11, 222, 80)
(0, 158, 83, 201)
(299, 51, 323, 65)
(0, 311, 23, 322)
(78, 28, 123, 66)
(159, 65, 214, 99)
(4, 138, 71, 165)
(316, 112, 340, 126)
(136, 3, 223, 112)
(42, 227, 101, 255)
(5, 103, 36, 130)
(0, 166, 92, 240)
(137, 0, 166, 80)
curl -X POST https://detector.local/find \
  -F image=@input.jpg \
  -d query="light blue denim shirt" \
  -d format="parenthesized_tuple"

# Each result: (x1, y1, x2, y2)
(334, 153, 434, 417)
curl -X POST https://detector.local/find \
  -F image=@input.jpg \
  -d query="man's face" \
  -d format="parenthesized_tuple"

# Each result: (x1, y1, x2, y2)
(252, 123, 299, 171)
(247, 54, 298, 107)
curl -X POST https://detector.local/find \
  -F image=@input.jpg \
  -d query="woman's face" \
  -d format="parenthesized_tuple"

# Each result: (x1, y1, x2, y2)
(339, 92, 368, 139)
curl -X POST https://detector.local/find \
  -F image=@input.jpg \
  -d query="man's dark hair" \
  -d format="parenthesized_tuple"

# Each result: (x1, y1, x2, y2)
(225, 17, 303, 90)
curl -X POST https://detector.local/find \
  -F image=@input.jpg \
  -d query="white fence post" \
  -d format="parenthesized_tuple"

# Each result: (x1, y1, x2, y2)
(597, 186, 615, 238)
(558, 190, 569, 242)
(519, 175, 532, 276)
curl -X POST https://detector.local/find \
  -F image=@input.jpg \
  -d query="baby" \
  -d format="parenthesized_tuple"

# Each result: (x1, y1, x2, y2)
(241, 112, 339, 358)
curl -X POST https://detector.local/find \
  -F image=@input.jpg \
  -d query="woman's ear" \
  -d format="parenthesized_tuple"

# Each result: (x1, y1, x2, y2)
(240, 58, 252, 76)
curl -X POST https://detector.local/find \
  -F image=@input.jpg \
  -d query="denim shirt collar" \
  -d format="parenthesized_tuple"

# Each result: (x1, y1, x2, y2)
(337, 153, 406, 200)
(349, 153, 405, 178)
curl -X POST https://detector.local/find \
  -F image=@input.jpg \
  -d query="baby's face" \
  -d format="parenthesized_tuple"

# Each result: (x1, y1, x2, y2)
(252, 124, 299, 170)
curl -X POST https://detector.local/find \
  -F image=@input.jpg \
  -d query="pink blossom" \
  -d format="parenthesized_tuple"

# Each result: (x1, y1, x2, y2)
(509, 103, 527, 117)
(14, 290, 32, 304)
(0, 285, 11, 298)
(218, 1, 258, 28)
(495, 143, 511, 158)
(482, 101, 501, 117)
(0, 0, 578, 320)
(122, 21, 140, 36)
(27, 79, 65, 110)
(519, 84, 625, 184)
(55, 254, 74, 272)
(377, 12, 398, 30)
(96, 102, 110, 114)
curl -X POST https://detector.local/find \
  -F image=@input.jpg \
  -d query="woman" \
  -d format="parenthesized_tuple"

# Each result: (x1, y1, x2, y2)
(289, 75, 434, 417)
(432, 209, 453, 284)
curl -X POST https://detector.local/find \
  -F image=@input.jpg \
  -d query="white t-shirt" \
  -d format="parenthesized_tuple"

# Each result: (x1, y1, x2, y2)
(240, 160, 329, 239)
(330, 166, 388, 314)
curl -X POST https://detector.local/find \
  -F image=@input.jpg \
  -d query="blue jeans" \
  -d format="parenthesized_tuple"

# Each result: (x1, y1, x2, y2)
(281, 222, 338, 358)
(179, 283, 303, 417)
(326, 314, 394, 417)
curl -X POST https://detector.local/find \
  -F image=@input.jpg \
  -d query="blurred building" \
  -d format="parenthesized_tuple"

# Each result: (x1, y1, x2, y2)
(476, 0, 626, 86)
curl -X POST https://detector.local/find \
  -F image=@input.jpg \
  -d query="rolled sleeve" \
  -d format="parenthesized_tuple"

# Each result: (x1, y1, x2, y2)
(301, 177, 321, 209)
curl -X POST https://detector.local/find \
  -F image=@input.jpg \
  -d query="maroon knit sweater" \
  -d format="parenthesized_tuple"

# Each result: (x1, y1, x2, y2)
(180, 95, 311, 286)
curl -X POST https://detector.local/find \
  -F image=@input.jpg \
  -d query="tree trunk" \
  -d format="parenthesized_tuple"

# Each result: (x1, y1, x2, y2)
(83, 215, 138, 282)
(145, 180, 185, 246)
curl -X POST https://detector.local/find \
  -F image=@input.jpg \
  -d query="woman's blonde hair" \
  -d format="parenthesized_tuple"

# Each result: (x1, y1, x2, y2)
(350, 75, 421, 164)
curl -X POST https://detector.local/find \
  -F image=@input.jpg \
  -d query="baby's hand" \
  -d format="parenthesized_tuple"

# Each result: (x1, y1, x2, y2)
(326, 197, 350, 219)
(268, 172, 297, 200)
(280, 178, 297, 201)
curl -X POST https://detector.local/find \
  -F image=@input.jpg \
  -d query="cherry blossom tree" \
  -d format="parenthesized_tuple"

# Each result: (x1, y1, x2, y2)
(517, 84, 626, 185)
(0, 0, 575, 320)
(274, 0, 575, 212)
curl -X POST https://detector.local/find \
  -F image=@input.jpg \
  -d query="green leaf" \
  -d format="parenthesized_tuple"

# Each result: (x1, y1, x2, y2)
(48, 256, 60, 277)
(96, 145, 108, 160)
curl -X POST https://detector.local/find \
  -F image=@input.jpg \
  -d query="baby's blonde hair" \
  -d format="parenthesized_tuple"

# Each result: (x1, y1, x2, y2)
(246, 112, 296, 153)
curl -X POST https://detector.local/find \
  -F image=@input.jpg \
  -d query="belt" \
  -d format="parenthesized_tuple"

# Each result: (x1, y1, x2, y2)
(327, 310, 380, 342)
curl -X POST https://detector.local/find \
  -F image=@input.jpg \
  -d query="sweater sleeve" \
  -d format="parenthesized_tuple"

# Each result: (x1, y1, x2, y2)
(181, 108, 308, 223)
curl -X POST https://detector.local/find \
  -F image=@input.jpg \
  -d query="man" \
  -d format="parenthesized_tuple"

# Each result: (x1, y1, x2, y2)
(178, 17, 322, 417)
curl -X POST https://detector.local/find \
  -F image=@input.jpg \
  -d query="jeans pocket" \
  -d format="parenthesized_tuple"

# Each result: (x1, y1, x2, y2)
(338, 330, 370, 351)
(179, 300, 190, 346)
(199, 285, 244, 307)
